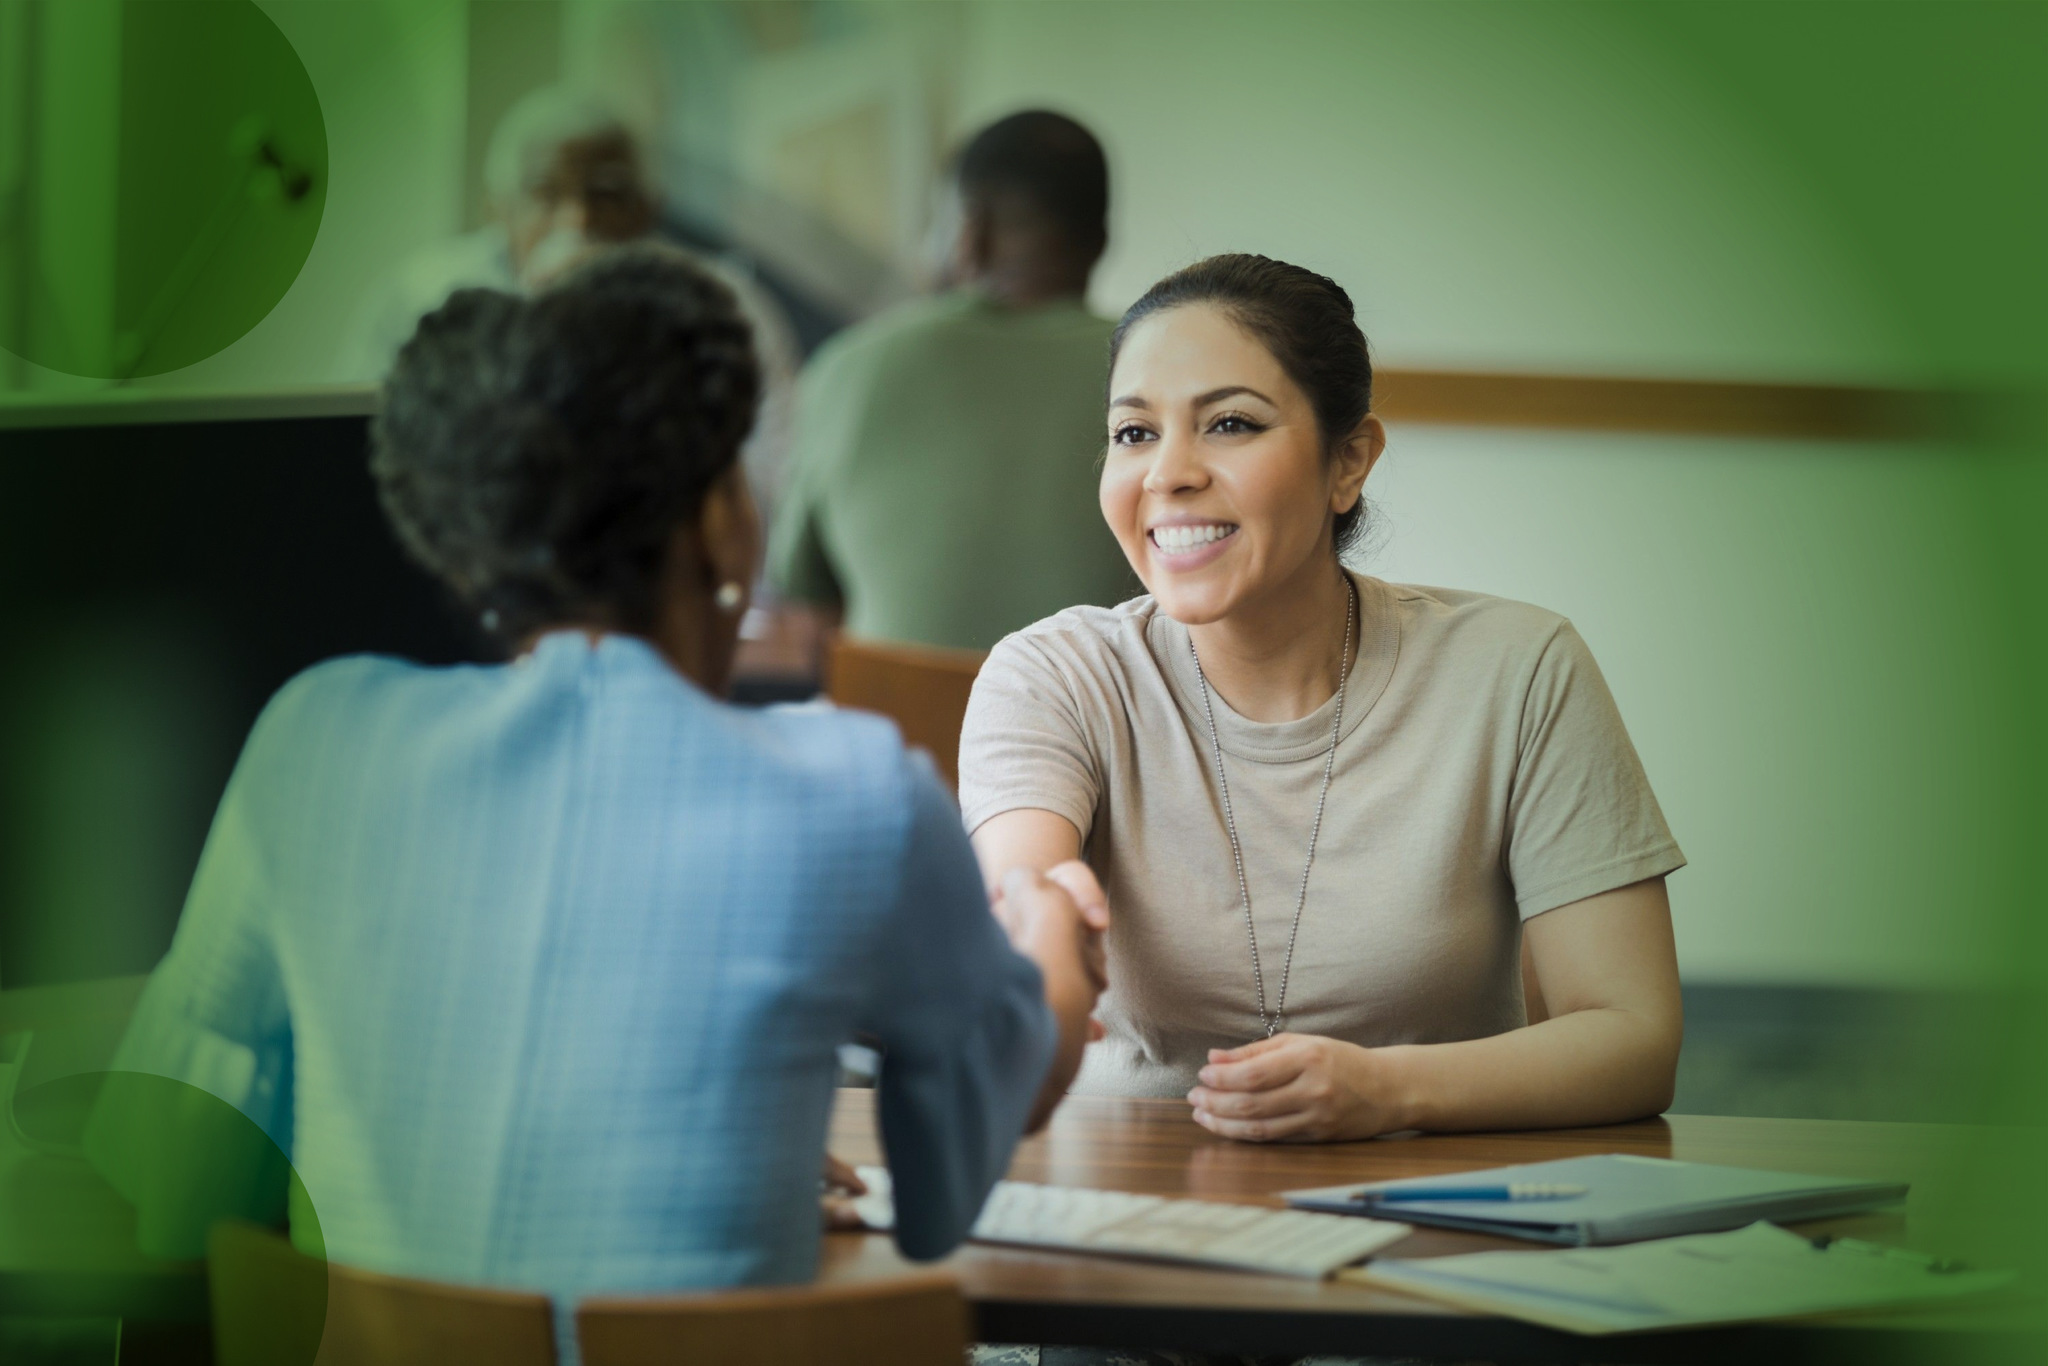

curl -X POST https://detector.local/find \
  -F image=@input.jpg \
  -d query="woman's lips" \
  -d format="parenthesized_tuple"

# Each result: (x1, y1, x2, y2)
(1146, 522, 1239, 571)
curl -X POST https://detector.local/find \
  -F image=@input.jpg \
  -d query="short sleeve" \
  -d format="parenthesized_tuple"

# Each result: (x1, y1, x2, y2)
(1505, 623, 1686, 917)
(957, 634, 1101, 839)
(863, 752, 1056, 1260)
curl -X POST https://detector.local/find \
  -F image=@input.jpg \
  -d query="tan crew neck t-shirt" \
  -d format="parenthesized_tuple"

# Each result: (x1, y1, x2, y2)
(958, 572, 1685, 1099)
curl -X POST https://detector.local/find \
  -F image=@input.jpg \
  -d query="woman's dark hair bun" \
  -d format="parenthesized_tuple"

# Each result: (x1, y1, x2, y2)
(371, 243, 760, 642)
(1110, 253, 1374, 557)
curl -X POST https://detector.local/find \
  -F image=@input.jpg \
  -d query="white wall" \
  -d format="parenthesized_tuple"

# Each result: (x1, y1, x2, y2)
(1368, 425, 2006, 987)
(955, 0, 2004, 988)
(958, 0, 1910, 383)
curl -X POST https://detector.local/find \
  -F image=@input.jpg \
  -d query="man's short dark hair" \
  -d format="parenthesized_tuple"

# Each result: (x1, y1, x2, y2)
(955, 110, 1109, 257)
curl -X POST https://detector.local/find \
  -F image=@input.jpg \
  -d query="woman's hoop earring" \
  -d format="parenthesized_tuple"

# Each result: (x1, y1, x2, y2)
(715, 581, 746, 615)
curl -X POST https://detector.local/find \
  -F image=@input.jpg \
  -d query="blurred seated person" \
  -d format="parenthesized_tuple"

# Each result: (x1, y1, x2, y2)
(88, 246, 1106, 1356)
(765, 111, 1135, 659)
(342, 86, 798, 510)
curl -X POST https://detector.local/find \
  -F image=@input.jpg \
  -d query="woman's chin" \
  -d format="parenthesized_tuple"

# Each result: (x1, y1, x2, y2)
(1146, 582, 1240, 627)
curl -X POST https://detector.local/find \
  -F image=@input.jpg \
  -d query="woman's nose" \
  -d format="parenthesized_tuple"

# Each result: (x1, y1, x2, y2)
(1141, 432, 1208, 496)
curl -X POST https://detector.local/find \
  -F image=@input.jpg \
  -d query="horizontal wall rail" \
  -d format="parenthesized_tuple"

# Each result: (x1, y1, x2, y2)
(0, 373, 1987, 442)
(1375, 369, 1960, 442)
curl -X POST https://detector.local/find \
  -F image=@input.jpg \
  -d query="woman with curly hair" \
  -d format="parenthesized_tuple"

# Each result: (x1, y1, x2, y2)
(91, 245, 1105, 1350)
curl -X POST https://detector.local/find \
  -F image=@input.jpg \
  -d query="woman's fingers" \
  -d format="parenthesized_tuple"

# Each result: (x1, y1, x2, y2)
(1045, 859, 1110, 930)
(1078, 924, 1109, 993)
(1186, 1077, 1311, 1119)
(1208, 1033, 1293, 1064)
(820, 1154, 867, 1231)
(1190, 1104, 1315, 1143)
(1193, 1036, 1387, 1142)
(994, 867, 1059, 951)
(1196, 1041, 1306, 1093)
(999, 869, 1110, 1002)
(822, 1154, 866, 1194)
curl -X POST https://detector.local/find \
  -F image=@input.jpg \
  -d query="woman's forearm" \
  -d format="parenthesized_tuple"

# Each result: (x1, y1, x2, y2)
(971, 808, 1083, 893)
(1191, 882, 1683, 1143)
(1383, 879, 1684, 1133)
(1383, 1003, 1680, 1133)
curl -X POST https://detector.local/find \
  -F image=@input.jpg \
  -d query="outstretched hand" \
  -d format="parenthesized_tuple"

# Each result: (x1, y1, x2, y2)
(990, 863, 1113, 1127)
(1042, 860, 1110, 932)
(991, 863, 1109, 986)
(991, 861, 1110, 1040)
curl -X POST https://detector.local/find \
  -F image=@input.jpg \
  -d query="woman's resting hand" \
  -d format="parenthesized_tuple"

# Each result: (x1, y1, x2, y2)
(1188, 881, 1682, 1140)
(820, 1153, 868, 1230)
(1186, 1033, 1410, 1142)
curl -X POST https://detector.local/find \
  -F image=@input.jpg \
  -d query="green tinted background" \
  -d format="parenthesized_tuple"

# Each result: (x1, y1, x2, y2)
(0, 0, 2040, 1353)
(0, 0, 324, 379)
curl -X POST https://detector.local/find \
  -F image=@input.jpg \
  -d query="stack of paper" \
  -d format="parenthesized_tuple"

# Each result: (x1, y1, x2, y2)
(1345, 1223, 2012, 1334)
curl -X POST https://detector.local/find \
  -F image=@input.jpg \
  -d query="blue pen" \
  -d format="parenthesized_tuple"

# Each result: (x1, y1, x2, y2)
(1353, 1182, 1588, 1203)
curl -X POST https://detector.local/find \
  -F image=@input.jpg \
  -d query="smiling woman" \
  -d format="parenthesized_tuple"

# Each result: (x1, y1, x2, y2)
(960, 253, 1688, 1143)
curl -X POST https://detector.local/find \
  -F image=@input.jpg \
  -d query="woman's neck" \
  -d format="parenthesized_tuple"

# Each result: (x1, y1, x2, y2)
(517, 590, 735, 696)
(650, 590, 732, 692)
(1185, 557, 1356, 724)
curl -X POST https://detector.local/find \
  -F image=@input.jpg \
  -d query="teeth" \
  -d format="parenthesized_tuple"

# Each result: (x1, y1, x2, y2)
(1151, 523, 1234, 552)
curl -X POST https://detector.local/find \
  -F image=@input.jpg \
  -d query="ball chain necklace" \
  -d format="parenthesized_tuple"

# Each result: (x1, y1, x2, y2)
(1189, 575, 1358, 1040)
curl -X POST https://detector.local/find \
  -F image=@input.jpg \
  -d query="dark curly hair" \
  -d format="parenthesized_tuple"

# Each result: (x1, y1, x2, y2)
(1110, 253, 1374, 558)
(372, 244, 760, 642)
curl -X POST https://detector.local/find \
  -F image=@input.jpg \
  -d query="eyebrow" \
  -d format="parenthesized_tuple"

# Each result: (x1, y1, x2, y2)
(1196, 385, 1275, 408)
(1108, 385, 1277, 411)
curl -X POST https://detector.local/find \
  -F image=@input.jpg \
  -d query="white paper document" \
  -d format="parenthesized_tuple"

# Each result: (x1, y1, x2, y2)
(1345, 1222, 2013, 1335)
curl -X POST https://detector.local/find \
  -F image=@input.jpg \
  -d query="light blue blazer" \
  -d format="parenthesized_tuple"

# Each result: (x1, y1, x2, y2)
(94, 632, 1052, 1332)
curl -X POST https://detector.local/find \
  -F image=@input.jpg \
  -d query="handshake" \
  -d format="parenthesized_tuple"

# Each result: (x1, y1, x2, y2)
(992, 861, 1111, 1130)
(822, 860, 1112, 1230)
(989, 860, 1111, 1010)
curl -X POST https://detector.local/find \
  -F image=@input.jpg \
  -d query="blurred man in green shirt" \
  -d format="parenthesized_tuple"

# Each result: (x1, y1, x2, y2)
(767, 111, 1134, 653)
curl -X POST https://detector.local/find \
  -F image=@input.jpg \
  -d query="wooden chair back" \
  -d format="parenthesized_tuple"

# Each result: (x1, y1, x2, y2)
(578, 1271, 968, 1366)
(208, 1220, 557, 1366)
(825, 637, 987, 789)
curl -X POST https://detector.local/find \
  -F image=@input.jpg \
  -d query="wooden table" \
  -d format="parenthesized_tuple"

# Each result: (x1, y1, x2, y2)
(823, 1089, 2037, 1363)
(2, 1076, 2033, 1362)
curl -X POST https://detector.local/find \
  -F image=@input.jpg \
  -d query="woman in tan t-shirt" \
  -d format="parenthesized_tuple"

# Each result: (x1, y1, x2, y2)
(960, 253, 1686, 1142)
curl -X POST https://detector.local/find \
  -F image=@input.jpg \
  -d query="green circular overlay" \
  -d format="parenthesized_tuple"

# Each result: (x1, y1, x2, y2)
(11, 1067, 327, 1365)
(1, 0, 326, 378)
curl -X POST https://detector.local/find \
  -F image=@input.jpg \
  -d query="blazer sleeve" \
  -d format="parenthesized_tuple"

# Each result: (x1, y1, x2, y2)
(83, 692, 301, 1258)
(862, 751, 1055, 1260)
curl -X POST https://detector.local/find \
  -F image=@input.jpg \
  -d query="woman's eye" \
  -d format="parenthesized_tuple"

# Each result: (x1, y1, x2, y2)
(1111, 425, 1155, 446)
(1211, 413, 1264, 435)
